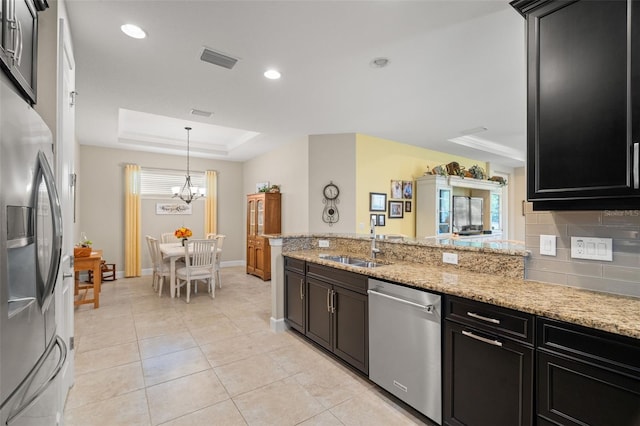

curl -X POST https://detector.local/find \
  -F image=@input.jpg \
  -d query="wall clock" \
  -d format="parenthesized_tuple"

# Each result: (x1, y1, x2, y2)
(322, 181, 340, 226)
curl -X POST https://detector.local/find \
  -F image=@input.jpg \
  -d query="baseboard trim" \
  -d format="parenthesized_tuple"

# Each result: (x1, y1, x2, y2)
(270, 317, 288, 333)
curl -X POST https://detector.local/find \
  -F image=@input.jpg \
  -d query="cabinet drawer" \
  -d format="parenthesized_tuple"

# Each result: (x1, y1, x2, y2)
(284, 256, 305, 274)
(537, 318, 640, 376)
(445, 296, 534, 344)
(306, 262, 367, 294)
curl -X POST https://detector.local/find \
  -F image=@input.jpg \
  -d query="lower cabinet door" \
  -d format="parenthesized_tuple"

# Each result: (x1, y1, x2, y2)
(305, 278, 332, 351)
(284, 269, 305, 333)
(537, 351, 640, 426)
(333, 286, 368, 374)
(444, 321, 534, 426)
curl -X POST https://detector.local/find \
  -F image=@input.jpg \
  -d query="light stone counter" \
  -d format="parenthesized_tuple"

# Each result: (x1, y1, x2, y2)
(282, 248, 640, 340)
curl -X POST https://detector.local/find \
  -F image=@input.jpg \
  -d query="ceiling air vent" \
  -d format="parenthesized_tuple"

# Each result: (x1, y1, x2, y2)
(190, 109, 212, 118)
(200, 47, 238, 70)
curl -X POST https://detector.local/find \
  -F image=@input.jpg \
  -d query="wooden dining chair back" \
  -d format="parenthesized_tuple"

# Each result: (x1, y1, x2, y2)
(146, 235, 172, 296)
(212, 234, 225, 288)
(161, 232, 175, 243)
(175, 239, 218, 303)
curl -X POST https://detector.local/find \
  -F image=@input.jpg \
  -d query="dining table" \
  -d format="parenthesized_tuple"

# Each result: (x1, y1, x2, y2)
(158, 242, 221, 298)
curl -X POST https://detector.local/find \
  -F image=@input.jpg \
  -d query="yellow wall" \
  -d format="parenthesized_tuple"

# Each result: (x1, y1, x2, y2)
(355, 134, 487, 237)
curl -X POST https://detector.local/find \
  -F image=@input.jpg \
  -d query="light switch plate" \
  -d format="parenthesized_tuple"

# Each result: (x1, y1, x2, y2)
(540, 234, 556, 256)
(570, 236, 613, 261)
(318, 240, 330, 248)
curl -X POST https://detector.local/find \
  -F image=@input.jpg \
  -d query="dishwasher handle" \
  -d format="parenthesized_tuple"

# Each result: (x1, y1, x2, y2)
(367, 289, 434, 313)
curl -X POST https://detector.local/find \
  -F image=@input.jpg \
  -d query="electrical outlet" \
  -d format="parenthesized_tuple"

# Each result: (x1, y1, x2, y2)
(318, 240, 330, 248)
(540, 234, 556, 256)
(571, 237, 613, 261)
(443, 252, 458, 265)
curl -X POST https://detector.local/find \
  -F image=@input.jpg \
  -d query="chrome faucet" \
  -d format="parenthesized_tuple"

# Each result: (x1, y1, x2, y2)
(371, 217, 380, 259)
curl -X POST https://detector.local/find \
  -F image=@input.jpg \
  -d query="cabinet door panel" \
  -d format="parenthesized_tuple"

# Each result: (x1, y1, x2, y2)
(305, 278, 332, 350)
(526, 0, 639, 203)
(284, 269, 304, 333)
(537, 351, 640, 426)
(333, 286, 368, 374)
(444, 321, 533, 426)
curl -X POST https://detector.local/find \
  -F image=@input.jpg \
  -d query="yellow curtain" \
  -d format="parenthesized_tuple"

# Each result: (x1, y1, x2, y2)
(124, 164, 141, 277)
(204, 170, 218, 235)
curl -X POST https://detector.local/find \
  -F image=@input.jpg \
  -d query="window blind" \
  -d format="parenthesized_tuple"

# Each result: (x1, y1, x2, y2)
(140, 168, 205, 198)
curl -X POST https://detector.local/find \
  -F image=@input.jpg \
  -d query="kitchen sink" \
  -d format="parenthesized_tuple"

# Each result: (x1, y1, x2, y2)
(319, 254, 385, 268)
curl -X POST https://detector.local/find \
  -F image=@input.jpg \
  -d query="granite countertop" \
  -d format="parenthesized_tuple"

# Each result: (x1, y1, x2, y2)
(284, 249, 640, 340)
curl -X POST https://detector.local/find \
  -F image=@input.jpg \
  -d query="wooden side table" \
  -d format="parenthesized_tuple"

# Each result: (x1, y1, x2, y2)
(74, 249, 103, 308)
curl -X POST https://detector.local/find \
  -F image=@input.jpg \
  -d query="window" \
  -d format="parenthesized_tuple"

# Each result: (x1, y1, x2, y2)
(140, 168, 205, 198)
(490, 192, 501, 231)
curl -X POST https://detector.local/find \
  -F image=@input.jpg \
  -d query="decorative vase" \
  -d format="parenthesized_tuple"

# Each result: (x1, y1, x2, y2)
(181, 238, 188, 246)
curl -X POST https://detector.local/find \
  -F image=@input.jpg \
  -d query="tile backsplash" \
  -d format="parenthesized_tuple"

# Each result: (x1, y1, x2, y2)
(525, 206, 640, 297)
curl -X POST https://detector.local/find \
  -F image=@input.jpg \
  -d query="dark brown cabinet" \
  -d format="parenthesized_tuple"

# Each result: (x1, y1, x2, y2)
(246, 192, 281, 280)
(0, 0, 46, 104)
(284, 257, 305, 333)
(512, 0, 640, 209)
(536, 318, 640, 426)
(444, 296, 534, 426)
(288, 261, 368, 375)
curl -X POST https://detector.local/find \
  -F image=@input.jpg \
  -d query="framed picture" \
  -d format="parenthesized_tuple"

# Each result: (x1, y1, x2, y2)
(388, 200, 404, 218)
(256, 181, 270, 192)
(377, 214, 386, 226)
(369, 192, 387, 211)
(391, 180, 403, 199)
(403, 181, 413, 199)
(405, 200, 412, 212)
(370, 214, 378, 226)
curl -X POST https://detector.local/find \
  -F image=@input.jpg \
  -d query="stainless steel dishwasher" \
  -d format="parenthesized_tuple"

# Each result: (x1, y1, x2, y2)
(368, 278, 442, 425)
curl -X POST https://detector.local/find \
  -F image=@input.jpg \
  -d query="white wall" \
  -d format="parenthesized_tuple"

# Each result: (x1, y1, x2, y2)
(308, 134, 356, 233)
(79, 145, 244, 271)
(242, 137, 310, 233)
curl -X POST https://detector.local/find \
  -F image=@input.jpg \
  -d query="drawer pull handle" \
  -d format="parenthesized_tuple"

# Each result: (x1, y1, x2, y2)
(462, 330, 503, 347)
(300, 278, 304, 300)
(467, 311, 501, 324)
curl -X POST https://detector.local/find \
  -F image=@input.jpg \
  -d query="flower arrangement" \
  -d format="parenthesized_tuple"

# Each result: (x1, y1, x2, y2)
(174, 227, 193, 239)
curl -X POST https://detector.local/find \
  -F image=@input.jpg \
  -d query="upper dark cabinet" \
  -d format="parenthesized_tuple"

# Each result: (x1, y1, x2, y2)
(512, 0, 640, 210)
(0, 0, 47, 104)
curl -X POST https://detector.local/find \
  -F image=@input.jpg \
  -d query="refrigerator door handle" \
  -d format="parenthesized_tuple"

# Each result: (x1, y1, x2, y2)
(6, 336, 67, 425)
(35, 151, 63, 312)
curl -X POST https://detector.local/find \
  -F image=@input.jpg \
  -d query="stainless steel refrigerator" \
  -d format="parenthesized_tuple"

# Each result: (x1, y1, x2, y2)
(0, 73, 67, 425)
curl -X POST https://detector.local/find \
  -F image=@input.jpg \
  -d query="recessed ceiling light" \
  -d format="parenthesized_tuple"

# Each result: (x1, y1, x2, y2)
(121, 24, 146, 39)
(370, 57, 389, 68)
(264, 69, 281, 80)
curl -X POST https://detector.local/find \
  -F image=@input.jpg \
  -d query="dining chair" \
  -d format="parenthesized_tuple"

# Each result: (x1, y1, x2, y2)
(212, 234, 225, 288)
(146, 235, 174, 296)
(175, 239, 218, 303)
(161, 232, 175, 243)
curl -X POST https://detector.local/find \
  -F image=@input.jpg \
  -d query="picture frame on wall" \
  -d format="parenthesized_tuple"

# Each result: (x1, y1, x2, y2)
(405, 200, 412, 213)
(370, 214, 378, 226)
(388, 201, 404, 218)
(390, 180, 403, 199)
(369, 192, 387, 211)
(403, 181, 413, 199)
(377, 214, 386, 226)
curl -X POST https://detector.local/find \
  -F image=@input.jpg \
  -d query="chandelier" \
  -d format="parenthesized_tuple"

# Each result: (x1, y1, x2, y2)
(172, 126, 205, 204)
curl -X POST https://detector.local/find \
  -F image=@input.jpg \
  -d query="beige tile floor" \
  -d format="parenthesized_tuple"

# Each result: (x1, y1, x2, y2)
(64, 266, 435, 425)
